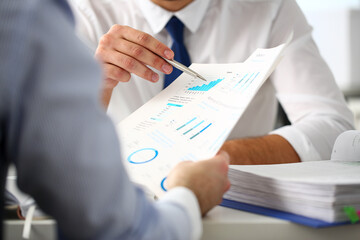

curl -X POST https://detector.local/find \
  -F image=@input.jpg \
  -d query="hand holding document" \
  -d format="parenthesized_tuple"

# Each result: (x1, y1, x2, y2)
(117, 38, 291, 197)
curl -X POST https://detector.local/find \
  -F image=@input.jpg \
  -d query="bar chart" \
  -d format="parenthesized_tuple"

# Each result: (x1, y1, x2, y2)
(187, 78, 224, 91)
(176, 117, 212, 140)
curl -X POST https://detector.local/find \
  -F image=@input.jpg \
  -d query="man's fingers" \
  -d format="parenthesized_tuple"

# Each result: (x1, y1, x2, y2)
(209, 151, 231, 193)
(210, 151, 230, 172)
(218, 151, 231, 191)
(103, 63, 131, 83)
(216, 151, 230, 163)
(105, 51, 159, 82)
(114, 39, 173, 74)
(112, 25, 174, 59)
(225, 180, 231, 192)
(98, 25, 174, 84)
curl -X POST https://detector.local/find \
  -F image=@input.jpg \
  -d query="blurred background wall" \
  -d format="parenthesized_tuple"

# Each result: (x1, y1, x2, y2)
(297, 0, 360, 129)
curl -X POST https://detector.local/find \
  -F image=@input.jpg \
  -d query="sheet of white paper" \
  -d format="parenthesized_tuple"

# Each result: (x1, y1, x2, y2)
(228, 161, 360, 185)
(331, 130, 360, 161)
(117, 42, 288, 196)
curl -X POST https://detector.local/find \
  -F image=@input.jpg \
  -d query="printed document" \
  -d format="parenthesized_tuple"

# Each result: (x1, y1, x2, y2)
(117, 41, 289, 196)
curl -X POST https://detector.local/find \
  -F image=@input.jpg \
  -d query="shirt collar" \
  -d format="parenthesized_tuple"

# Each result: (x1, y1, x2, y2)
(135, 0, 211, 34)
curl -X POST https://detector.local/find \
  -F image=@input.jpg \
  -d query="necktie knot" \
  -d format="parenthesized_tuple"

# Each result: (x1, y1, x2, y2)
(166, 16, 185, 44)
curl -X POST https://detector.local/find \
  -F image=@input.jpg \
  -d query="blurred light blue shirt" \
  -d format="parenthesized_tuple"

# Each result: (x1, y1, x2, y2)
(0, 0, 200, 239)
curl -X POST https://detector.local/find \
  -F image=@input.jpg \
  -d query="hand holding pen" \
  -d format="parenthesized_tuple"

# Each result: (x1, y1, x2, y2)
(162, 57, 207, 81)
(95, 25, 205, 90)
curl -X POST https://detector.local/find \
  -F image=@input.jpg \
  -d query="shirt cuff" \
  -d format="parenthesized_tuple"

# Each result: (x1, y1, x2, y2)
(159, 187, 202, 240)
(270, 125, 322, 161)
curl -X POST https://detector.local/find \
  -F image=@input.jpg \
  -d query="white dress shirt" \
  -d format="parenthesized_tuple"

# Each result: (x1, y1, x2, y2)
(70, 0, 354, 162)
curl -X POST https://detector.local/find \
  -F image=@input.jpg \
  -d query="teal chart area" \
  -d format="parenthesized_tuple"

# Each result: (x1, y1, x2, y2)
(176, 117, 212, 140)
(188, 78, 224, 91)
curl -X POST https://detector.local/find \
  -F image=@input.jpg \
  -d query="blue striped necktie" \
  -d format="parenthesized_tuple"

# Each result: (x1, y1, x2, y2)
(164, 16, 191, 88)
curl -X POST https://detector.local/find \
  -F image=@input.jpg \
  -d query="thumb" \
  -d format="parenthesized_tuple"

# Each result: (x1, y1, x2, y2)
(216, 150, 230, 165)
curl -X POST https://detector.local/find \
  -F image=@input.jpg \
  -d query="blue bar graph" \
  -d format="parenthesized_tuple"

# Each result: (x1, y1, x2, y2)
(241, 73, 255, 88)
(236, 72, 260, 90)
(190, 123, 212, 140)
(188, 78, 224, 91)
(167, 103, 183, 107)
(243, 72, 260, 90)
(234, 74, 248, 88)
(176, 117, 197, 131)
(183, 120, 205, 135)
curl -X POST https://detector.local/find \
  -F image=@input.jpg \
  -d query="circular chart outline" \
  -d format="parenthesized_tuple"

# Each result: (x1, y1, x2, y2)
(161, 177, 167, 192)
(127, 148, 159, 164)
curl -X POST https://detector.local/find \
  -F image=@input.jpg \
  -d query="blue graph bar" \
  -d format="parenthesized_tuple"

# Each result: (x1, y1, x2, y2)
(243, 72, 260, 90)
(190, 123, 212, 140)
(167, 103, 183, 107)
(240, 72, 254, 89)
(176, 117, 197, 131)
(150, 117, 162, 121)
(188, 78, 224, 91)
(234, 73, 248, 88)
(183, 120, 205, 135)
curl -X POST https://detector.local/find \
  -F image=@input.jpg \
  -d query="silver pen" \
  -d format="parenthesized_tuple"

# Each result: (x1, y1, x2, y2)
(162, 57, 207, 81)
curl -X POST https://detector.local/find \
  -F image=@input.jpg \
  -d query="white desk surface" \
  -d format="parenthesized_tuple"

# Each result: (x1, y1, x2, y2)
(202, 205, 360, 240)
(4, 219, 56, 240)
(4, 206, 360, 240)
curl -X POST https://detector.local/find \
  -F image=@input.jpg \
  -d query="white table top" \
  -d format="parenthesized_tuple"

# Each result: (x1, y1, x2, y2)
(202, 205, 360, 240)
(4, 205, 360, 240)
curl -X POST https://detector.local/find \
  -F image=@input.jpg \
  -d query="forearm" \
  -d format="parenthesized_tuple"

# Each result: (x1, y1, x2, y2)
(221, 134, 300, 165)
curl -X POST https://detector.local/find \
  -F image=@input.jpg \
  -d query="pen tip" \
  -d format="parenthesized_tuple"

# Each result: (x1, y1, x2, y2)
(200, 76, 207, 81)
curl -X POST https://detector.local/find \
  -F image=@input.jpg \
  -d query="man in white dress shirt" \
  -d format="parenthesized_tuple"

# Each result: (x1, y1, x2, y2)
(70, 0, 354, 164)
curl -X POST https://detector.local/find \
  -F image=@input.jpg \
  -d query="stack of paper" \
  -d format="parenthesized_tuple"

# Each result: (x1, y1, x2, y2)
(224, 157, 360, 223)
